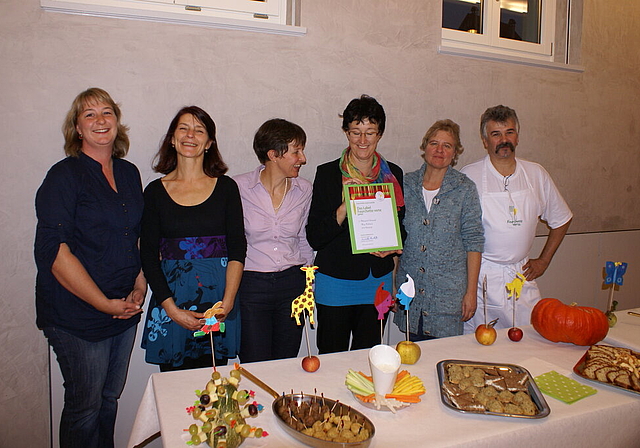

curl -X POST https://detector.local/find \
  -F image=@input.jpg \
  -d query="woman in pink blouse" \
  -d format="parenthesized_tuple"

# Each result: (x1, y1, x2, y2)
(233, 119, 313, 363)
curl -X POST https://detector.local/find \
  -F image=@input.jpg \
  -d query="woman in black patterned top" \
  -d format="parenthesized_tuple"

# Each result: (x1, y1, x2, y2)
(140, 106, 246, 371)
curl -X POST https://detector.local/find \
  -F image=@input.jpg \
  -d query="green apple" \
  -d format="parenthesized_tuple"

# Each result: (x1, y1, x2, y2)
(396, 340, 421, 364)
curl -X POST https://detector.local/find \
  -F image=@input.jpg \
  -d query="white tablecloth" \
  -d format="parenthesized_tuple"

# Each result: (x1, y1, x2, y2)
(603, 307, 640, 351)
(129, 321, 640, 448)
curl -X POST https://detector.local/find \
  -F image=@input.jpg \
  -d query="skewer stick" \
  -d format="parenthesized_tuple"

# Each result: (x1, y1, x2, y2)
(303, 314, 312, 358)
(512, 294, 516, 328)
(482, 275, 488, 326)
(405, 309, 409, 342)
(209, 332, 217, 372)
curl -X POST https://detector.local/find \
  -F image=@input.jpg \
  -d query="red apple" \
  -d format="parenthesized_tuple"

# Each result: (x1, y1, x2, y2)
(508, 327, 523, 342)
(301, 355, 320, 372)
(475, 318, 499, 345)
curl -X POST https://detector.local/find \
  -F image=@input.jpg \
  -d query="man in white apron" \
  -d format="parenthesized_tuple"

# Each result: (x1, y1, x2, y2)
(461, 105, 572, 333)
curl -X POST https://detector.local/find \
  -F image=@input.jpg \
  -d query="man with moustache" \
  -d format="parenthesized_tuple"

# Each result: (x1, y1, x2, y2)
(460, 105, 572, 333)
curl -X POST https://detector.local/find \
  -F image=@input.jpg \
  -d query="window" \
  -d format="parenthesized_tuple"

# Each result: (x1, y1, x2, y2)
(441, 0, 565, 64)
(40, 0, 306, 36)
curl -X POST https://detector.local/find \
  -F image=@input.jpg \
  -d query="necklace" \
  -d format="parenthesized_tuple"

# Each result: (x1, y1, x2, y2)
(273, 177, 289, 212)
(503, 174, 512, 191)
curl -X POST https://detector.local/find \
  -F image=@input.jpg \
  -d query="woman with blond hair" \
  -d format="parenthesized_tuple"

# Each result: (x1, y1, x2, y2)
(35, 88, 145, 448)
(394, 119, 483, 340)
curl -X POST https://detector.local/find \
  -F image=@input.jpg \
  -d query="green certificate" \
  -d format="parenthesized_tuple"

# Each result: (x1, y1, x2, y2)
(343, 183, 403, 254)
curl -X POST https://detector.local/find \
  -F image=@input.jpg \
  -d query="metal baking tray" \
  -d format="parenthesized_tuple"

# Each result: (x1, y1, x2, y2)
(573, 350, 640, 396)
(436, 359, 550, 419)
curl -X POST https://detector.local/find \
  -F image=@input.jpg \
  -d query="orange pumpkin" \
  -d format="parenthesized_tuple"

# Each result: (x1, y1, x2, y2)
(531, 298, 609, 346)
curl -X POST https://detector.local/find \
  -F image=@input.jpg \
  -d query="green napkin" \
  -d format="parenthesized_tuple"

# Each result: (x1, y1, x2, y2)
(534, 371, 597, 404)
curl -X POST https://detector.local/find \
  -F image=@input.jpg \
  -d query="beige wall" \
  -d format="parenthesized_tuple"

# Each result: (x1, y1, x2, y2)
(1, 0, 640, 446)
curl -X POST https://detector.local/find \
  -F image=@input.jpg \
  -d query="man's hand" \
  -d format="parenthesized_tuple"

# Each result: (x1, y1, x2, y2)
(523, 219, 571, 281)
(522, 257, 549, 281)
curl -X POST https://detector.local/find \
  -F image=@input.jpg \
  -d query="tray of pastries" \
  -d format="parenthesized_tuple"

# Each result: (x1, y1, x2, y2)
(437, 360, 550, 419)
(573, 344, 640, 395)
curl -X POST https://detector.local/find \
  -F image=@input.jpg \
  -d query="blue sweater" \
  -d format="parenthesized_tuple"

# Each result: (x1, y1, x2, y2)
(394, 164, 483, 337)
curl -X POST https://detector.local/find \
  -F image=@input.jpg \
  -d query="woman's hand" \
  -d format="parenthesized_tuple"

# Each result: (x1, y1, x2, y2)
(114, 271, 147, 319)
(112, 291, 145, 320)
(461, 291, 477, 322)
(103, 298, 142, 319)
(370, 249, 403, 258)
(336, 178, 368, 225)
(216, 300, 234, 323)
(162, 299, 205, 331)
(216, 260, 243, 323)
(167, 308, 205, 331)
(52, 243, 145, 318)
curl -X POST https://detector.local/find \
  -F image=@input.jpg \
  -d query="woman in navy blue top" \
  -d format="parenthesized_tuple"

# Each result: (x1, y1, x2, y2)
(34, 88, 145, 448)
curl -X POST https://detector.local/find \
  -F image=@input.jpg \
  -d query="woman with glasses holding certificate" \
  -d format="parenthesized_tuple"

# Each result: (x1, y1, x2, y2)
(307, 94, 405, 354)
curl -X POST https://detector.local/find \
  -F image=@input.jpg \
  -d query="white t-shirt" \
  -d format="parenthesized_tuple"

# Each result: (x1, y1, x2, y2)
(461, 155, 572, 228)
(461, 155, 573, 263)
(422, 187, 440, 213)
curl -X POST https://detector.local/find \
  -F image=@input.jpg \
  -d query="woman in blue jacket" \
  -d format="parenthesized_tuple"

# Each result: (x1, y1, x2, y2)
(394, 119, 483, 339)
(35, 88, 145, 448)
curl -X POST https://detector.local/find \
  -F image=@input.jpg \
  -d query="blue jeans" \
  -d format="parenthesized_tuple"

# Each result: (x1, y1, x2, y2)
(44, 325, 136, 448)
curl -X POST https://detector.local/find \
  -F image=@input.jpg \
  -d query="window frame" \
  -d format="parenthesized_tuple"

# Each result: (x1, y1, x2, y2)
(441, 0, 558, 63)
(40, 0, 306, 36)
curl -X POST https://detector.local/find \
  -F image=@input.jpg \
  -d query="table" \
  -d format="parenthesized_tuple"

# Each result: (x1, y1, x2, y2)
(129, 320, 640, 448)
(603, 307, 640, 351)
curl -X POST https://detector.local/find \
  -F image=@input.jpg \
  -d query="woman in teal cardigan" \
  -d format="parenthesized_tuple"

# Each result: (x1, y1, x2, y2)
(394, 119, 484, 339)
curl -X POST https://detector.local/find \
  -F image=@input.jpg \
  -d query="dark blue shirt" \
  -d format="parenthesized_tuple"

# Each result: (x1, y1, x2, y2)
(34, 153, 144, 341)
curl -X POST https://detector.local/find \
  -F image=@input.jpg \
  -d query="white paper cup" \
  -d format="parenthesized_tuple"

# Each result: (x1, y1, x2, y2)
(368, 344, 401, 396)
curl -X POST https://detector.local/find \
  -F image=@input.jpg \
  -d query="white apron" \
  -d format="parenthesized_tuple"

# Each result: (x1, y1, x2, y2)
(464, 159, 542, 333)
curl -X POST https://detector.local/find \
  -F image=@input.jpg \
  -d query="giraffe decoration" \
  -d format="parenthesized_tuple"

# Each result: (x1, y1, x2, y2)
(291, 266, 318, 326)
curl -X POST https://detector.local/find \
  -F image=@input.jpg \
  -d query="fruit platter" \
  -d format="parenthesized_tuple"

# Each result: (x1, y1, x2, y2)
(184, 367, 268, 447)
(345, 369, 425, 412)
(436, 360, 550, 419)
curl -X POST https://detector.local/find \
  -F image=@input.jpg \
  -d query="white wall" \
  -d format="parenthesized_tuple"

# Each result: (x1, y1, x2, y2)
(2, 0, 640, 446)
(532, 231, 640, 312)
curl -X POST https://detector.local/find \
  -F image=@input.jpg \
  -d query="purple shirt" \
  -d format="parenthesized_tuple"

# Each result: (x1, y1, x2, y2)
(234, 166, 314, 272)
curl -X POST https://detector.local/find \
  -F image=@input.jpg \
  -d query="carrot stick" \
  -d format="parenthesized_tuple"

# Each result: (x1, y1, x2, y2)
(355, 393, 375, 402)
(358, 371, 373, 382)
(395, 370, 410, 382)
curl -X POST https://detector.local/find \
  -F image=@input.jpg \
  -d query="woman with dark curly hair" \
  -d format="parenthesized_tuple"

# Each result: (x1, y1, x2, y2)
(140, 106, 246, 371)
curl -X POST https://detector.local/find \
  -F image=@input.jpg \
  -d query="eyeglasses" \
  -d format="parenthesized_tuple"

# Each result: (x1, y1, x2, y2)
(347, 130, 379, 140)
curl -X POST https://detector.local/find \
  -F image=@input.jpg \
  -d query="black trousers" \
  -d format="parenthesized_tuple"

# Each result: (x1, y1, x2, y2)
(238, 265, 305, 363)
(316, 303, 388, 354)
